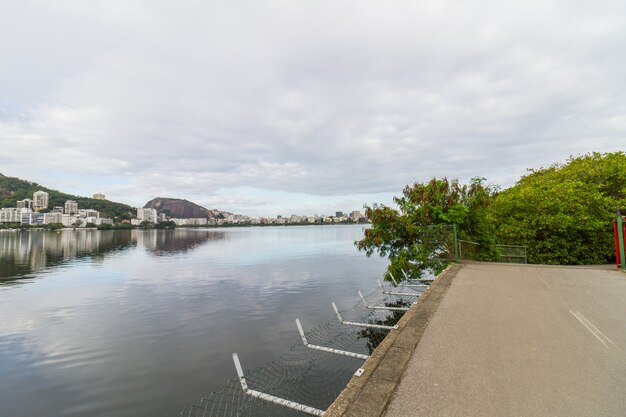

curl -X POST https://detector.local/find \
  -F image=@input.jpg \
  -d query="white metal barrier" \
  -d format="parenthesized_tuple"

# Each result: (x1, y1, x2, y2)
(376, 280, 422, 297)
(232, 352, 326, 416)
(295, 319, 369, 360)
(358, 290, 413, 311)
(332, 302, 398, 330)
(389, 272, 429, 288)
(402, 269, 435, 282)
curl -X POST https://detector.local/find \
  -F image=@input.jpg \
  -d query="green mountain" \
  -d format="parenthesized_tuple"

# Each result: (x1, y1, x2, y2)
(0, 173, 135, 220)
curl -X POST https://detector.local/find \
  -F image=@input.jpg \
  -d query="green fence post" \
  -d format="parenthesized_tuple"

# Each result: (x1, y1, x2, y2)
(453, 223, 460, 262)
(618, 207, 626, 271)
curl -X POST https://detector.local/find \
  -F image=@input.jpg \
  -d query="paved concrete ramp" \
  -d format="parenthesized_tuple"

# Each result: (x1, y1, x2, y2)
(385, 263, 626, 417)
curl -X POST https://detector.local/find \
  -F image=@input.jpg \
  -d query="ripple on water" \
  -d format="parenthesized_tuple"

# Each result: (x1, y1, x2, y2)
(0, 226, 388, 417)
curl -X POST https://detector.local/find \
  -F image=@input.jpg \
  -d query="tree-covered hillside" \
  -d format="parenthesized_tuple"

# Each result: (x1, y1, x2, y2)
(0, 173, 135, 220)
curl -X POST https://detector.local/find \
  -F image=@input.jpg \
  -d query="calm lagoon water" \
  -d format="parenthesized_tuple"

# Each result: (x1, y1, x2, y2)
(0, 226, 388, 417)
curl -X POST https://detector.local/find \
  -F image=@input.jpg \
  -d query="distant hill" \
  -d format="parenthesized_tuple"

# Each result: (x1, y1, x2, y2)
(0, 173, 135, 219)
(144, 197, 230, 219)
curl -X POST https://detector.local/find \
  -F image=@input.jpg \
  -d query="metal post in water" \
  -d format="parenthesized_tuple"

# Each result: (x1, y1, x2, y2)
(376, 279, 422, 297)
(231, 352, 326, 416)
(295, 319, 369, 359)
(403, 269, 434, 282)
(358, 290, 412, 311)
(390, 272, 428, 288)
(332, 301, 398, 330)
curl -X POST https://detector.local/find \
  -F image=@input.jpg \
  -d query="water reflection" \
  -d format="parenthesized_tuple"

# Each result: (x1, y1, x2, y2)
(0, 226, 389, 417)
(136, 229, 226, 256)
(0, 229, 225, 282)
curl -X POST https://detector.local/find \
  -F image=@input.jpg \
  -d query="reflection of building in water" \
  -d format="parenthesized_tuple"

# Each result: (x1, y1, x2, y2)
(0, 229, 225, 280)
(0, 231, 133, 279)
(133, 229, 159, 251)
(132, 229, 226, 254)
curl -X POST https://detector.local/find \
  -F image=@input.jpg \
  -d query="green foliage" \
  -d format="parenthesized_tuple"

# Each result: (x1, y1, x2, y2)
(154, 220, 176, 229)
(489, 152, 626, 264)
(97, 222, 134, 230)
(0, 174, 135, 220)
(357, 152, 625, 273)
(356, 177, 497, 280)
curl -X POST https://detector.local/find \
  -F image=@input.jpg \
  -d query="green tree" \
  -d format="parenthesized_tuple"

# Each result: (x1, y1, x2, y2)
(488, 152, 626, 264)
(356, 177, 496, 281)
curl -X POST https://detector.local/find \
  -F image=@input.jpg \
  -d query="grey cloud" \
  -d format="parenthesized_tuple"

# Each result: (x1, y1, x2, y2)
(1, 0, 625, 201)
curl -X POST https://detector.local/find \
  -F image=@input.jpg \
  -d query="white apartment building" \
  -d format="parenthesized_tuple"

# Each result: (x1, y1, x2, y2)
(0, 208, 27, 223)
(21, 212, 44, 225)
(350, 210, 363, 220)
(64, 200, 79, 214)
(62, 215, 84, 227)
(79, 209, 99, 218)
(33, 191, 49, 211)
(43, 212, 63, 224)
(16, 199, 33, 210)
(137, 207, 158, 223)
(170, 218, 208, 226)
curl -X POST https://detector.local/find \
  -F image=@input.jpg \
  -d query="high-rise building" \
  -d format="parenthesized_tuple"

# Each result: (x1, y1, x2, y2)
(64, 200, 79, 214)
(137, 207, 158, 223)
(32, 191, 49, 211)
(17, 199, 33, 210)
(93, 193, 106, 200)
(335, 211, 343, 217)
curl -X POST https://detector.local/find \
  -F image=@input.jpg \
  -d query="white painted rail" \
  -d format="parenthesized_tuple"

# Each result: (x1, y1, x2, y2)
(332, 302, 398, 330)
(358, 290, 413, 311)
(296, 319, 369, 360)
(377, 280, 422, 297)
(232, 352, 326, 416)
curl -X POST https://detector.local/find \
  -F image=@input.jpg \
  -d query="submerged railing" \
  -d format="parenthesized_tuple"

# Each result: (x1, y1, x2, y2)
(180, 272, 429, 417)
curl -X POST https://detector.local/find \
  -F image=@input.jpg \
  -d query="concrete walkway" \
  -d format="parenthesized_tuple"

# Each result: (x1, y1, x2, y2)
(384, 263, 626, 417)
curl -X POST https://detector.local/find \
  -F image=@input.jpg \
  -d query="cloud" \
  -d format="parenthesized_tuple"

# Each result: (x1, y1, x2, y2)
(1, 0, 625, 214)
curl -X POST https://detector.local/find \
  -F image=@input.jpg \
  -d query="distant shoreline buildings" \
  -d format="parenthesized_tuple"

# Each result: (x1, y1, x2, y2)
(0, 190, 113, 227)
(131, 208, 367, 227)
(1, 189, 368, 228)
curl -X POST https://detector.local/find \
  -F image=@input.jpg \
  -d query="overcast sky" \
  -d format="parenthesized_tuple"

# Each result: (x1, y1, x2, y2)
(1, 0, 625, 216)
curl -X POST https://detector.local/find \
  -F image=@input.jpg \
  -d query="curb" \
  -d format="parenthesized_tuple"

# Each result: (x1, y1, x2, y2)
(323, 262, 462, 417)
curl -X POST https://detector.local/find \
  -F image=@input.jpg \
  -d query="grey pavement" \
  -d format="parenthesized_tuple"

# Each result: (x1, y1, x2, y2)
(384, 263, 626, 417)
